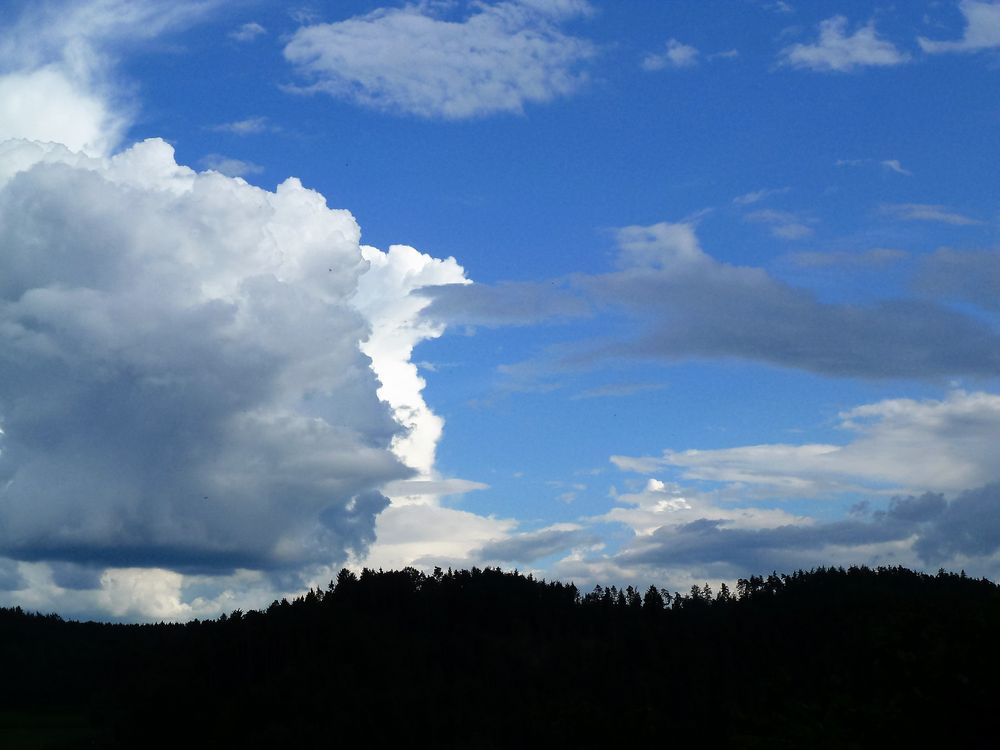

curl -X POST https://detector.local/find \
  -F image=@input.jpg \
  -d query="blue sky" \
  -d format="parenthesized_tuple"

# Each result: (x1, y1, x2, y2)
(1, 0, 999, 620)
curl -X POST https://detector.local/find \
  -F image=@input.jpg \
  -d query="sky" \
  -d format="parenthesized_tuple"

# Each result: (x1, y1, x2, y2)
(0, 0, 999, 621)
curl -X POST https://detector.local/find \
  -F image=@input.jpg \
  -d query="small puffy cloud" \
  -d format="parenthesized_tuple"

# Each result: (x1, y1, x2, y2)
(780, 16, 909, 72)
(611, 391, 1000, 496)
(211, 116, 271, 135)
(283, 0, 596, 119)
(919, 0, 1000, 53)
(880, 203, 982, 226)
(642, 39, 699, 71)
(230, 21, 267, 42)
(199, 153, 264, 177)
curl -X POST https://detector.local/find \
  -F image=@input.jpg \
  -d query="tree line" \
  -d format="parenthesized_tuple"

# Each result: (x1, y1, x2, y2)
(2, 564, 999, 748)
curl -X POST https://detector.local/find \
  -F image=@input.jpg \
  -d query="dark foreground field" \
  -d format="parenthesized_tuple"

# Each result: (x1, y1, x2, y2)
(2, 565, 998, 748)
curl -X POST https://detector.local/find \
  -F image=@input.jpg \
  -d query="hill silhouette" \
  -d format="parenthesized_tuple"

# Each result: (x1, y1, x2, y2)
(2, 565, 998, 748)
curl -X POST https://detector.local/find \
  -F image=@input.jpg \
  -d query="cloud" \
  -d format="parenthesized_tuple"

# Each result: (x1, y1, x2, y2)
(356, 503, 518, 572)
(780, 16, 909, 72)
(742, 208, 815, 239)
(353, 244, 470, 480)
(784, 247, 907, 269)
(571, 222, 1000, 379)
(0, 0, 220, 156)
(571, 382, 666, 400)
(230, 21, 267, 42)
(919, 0, 1000, 53)
(732, 187, 789, 206)
(570, 464, 1000, 585)
(915, 247, 1000, 312)
(0, 137, 421, 575)
(642, 39, 699, 71)
(612, 391, 1000, 497)
(283, 0, 596, 118)
(423, 279, 589, 327)
(211, 116, 271, 135)
(879, 203, 982, 226)
(880, 159, 912, 176)
(610, 482, 1000, 574)
(199, 153, 264, 177)
(460, 223, 1000, 382)
(471, 524, 597, 563)
(0, 558, 24, 591)
(836, 158, 913, 176)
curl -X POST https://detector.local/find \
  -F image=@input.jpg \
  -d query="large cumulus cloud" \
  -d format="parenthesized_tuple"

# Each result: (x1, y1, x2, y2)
(0, 138, 420, 575)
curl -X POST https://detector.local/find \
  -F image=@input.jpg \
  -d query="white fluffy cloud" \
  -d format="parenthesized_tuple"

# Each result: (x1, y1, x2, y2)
(283, 0, 596, 118)
(920, 0, 1000, 53)
(0, 137, 421, 577)
(612, 391, 1000, 497)
(0, 67, 122, 156)
(642, 39, 700, 71)
(780, 16, 909, 72)
(0, 0, 218, 156)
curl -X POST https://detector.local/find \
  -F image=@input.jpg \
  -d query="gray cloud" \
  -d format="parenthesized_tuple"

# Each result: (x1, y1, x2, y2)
(916, 247, 1000, 312)
(472, 526, 596, 563)
(422, 280, 589, 327)
(0, 558, 24, 591)
(429, 222, 1000, 380)
(616, 485, 1000, 573)
(576, 223, 1000, 379)
(0, 138, 410, 575)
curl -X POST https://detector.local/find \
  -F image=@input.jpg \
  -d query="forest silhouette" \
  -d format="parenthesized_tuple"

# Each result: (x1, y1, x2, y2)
(2, 565, 998, 748)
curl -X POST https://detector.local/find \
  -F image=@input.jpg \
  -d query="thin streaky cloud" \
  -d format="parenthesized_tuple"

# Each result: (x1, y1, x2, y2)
(880, 203, 983, 226)
(211, 116, 270, 135)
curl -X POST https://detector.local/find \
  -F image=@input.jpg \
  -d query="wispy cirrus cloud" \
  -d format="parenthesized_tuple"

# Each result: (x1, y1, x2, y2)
(879, 203, 983, 226)
(836, 158, 913, 176)
(211, 116, 272, 135)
